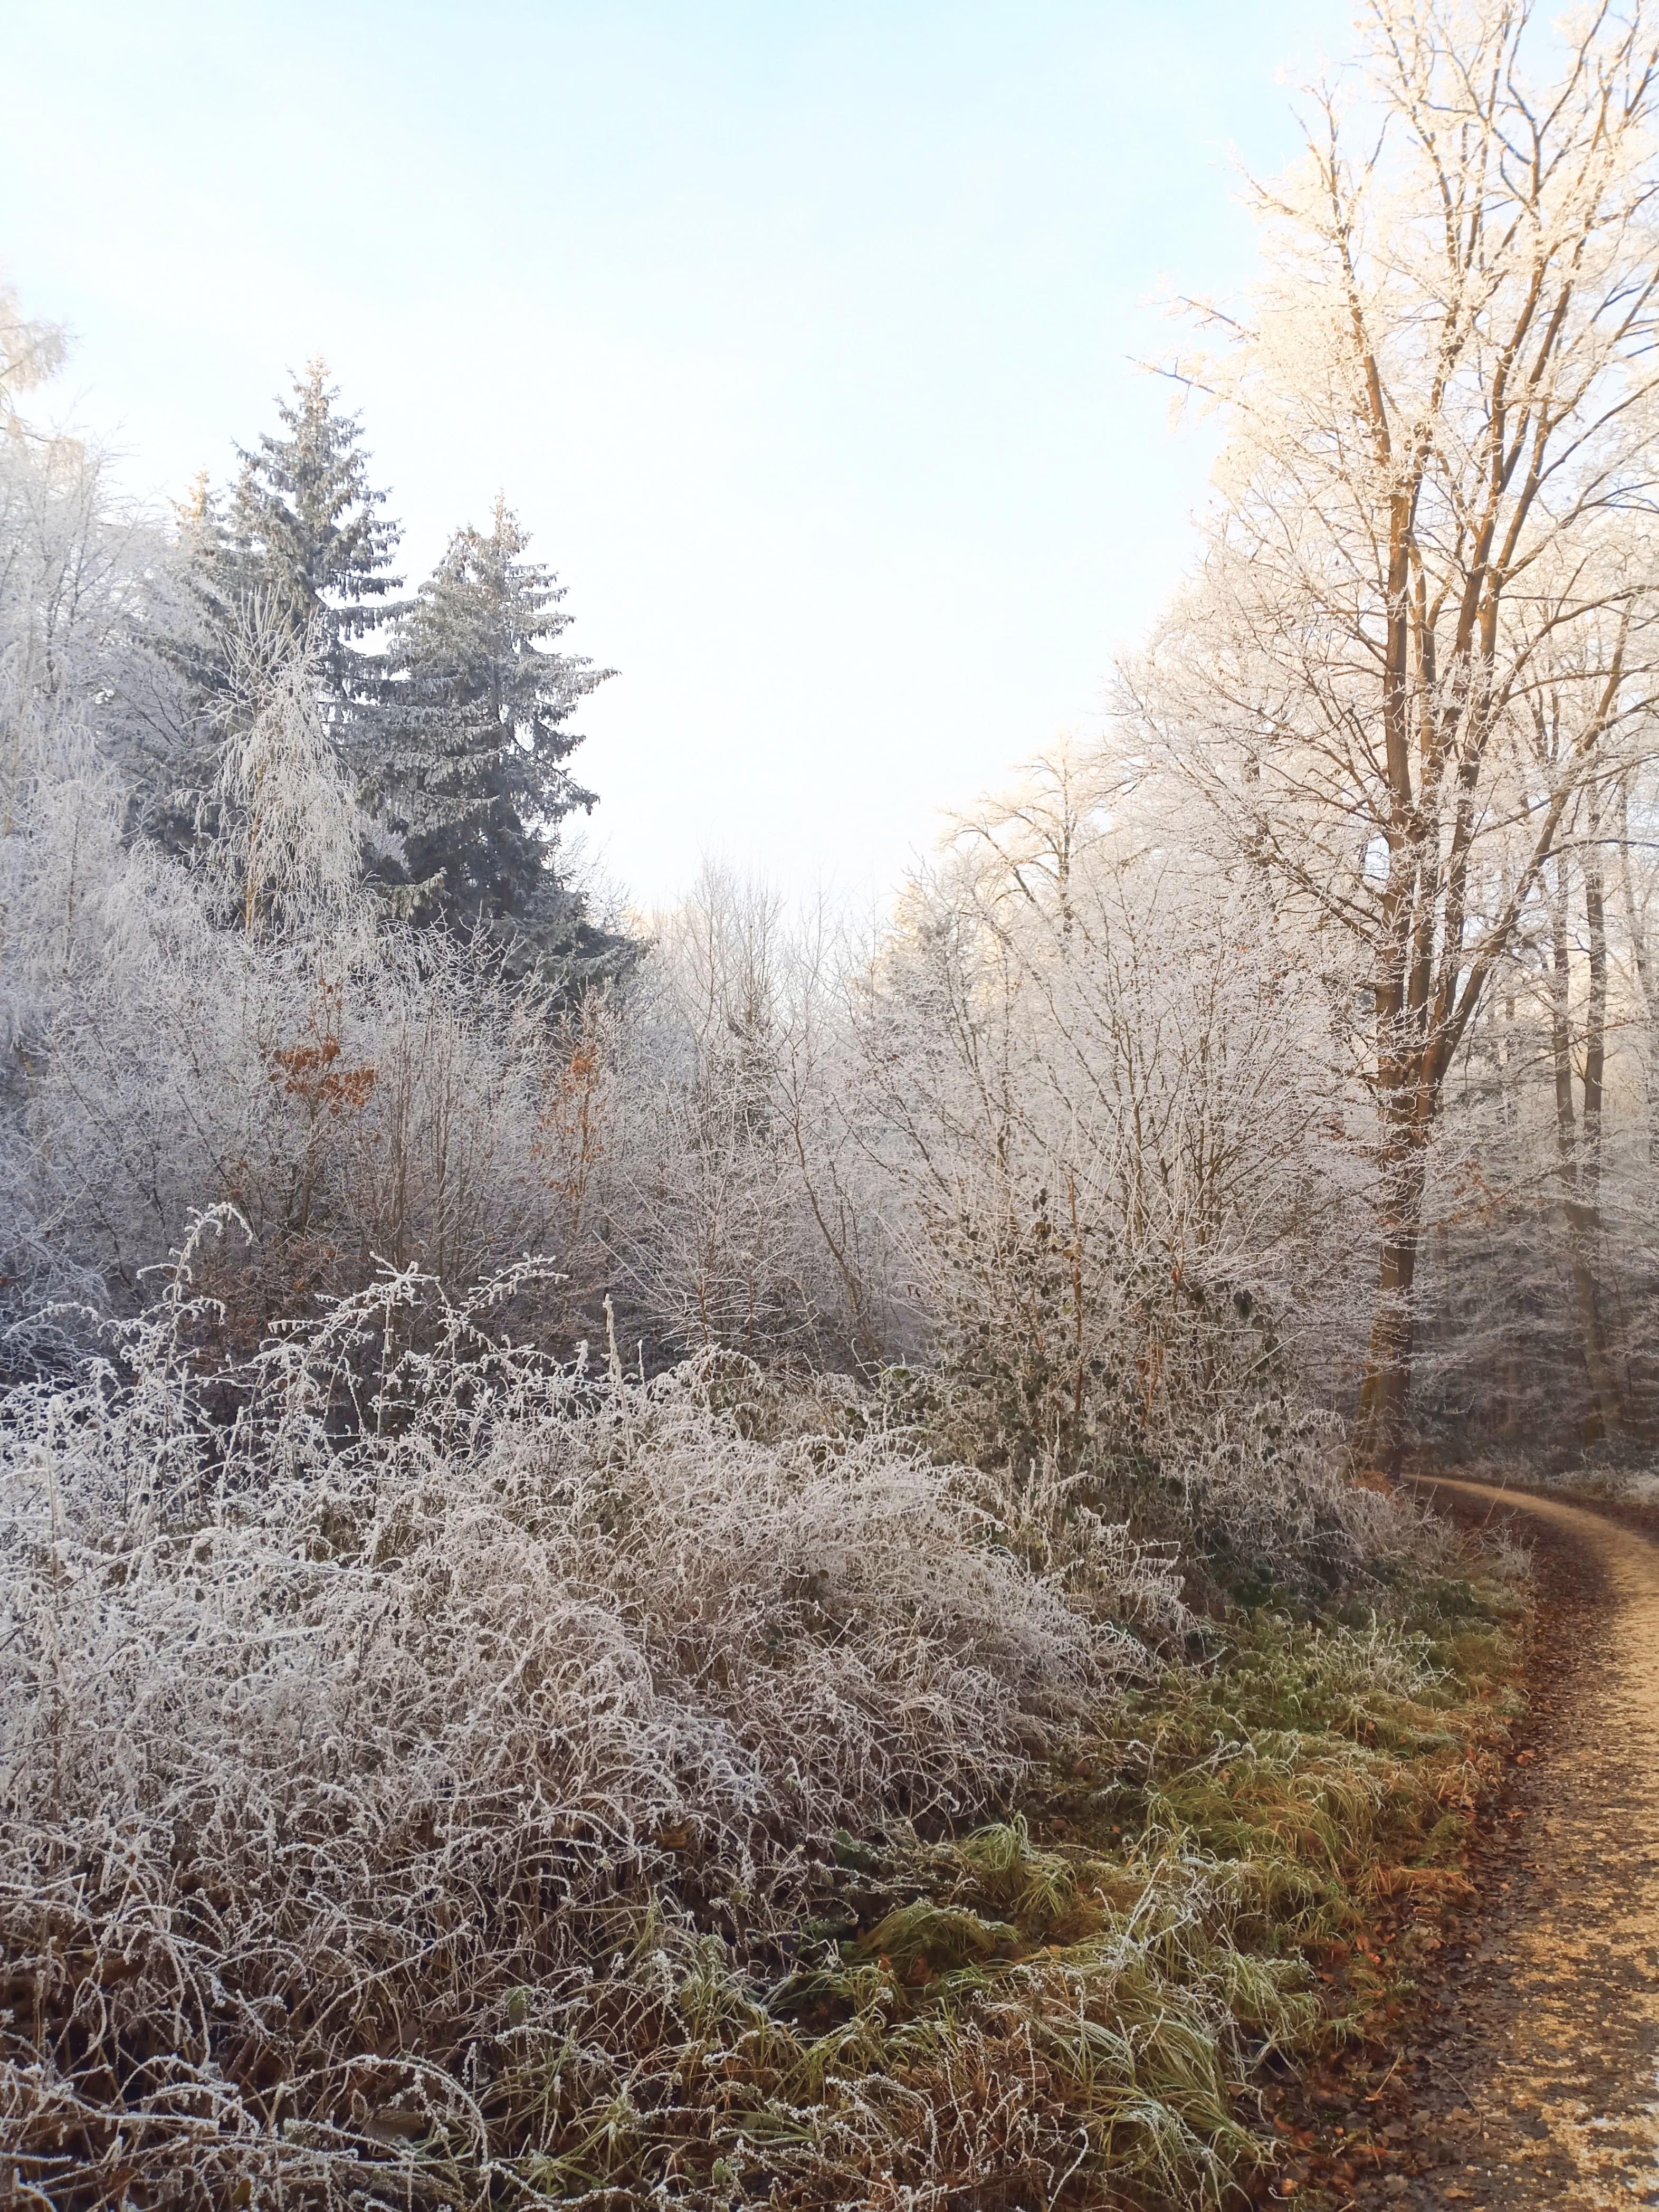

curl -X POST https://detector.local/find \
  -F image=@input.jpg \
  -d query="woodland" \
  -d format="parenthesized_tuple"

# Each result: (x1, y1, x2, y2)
(4, 0, 1659, 2205)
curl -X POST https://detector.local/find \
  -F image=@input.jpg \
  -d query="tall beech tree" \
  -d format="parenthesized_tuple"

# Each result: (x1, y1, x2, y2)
(1132, 0, 1659, 1467)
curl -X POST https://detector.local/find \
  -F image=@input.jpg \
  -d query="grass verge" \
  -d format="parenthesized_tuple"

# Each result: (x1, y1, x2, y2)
(437, 1547, 1527, 2209)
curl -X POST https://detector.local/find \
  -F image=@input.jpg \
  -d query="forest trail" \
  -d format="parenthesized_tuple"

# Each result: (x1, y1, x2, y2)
(1368, 1477, 1659, 2209)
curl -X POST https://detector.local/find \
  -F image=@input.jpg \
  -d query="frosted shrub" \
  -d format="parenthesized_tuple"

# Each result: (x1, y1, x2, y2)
(10, 903, 618, 1352)
(1161, 1400, 1388, 1591)
(0, 1228, 1152, 2198)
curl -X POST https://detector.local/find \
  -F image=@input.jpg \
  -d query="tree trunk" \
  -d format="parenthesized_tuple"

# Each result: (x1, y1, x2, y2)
(1616, 776, 1659, 1170)
(1355, 1111, 1428, 1475)
(1549, 860, 1623, 1442)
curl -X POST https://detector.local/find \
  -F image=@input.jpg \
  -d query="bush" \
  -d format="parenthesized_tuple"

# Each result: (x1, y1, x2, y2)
(0, 1227, 1163, 2203)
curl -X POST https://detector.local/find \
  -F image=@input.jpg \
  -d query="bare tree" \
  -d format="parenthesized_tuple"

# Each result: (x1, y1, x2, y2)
(208, 605, 371, 943)
(859, 753, 1362, 1551)
(1131, 0, 1659, 1466)
(0, 284, 67, 438)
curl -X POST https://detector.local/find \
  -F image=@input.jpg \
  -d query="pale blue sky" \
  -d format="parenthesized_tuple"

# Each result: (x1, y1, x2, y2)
(5, 1, 1348, 905)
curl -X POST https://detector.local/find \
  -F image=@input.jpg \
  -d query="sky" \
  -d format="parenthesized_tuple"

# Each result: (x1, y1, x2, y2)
(3, 0, 1350, 910)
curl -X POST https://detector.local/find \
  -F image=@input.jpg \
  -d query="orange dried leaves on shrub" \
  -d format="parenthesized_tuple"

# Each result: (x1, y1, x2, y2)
(270, 1034, 376, 1114)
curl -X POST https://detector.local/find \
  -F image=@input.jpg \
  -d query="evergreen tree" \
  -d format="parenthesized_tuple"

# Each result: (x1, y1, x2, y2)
(118, 471, 234, 859)
(138, 365, 402, 863)
(224, 358, 402, 697)
(385, 498, 612, 949)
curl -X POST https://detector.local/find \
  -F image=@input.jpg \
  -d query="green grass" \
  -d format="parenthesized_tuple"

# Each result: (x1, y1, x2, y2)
(434, 1552, 1527, 2208)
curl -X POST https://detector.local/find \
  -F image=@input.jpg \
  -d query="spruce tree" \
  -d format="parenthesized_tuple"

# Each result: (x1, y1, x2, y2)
(122, 471, 234, 859)
(140, 365, 402, 863)
(224, 358, 402, 697)
(385, 498, 612, 948)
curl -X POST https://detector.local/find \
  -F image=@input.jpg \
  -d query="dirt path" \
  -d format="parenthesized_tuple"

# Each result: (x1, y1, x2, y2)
(1349, 1476, 1659, 2209)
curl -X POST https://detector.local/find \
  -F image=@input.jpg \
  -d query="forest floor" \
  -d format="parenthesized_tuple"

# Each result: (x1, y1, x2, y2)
(1312, 1476, 1659, 2211)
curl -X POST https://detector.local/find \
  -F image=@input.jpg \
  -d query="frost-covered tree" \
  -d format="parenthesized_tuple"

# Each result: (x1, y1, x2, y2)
(1130, 0, 1659, 1467)
(856, 747, 1363, 1556)
(138, 364, 403, 861)
(0, 282, 68, 437)
(382, 497, 608, 945)
(222, 358, 401, 690)
(612, 866, 868, 1365)
(206, 605, 370, 943)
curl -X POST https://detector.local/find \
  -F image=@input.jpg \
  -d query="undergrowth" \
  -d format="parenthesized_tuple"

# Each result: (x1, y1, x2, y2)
(347, 1574, 1523, 2212)
(0, 1235, 1527, 2209)
(527, 1571, 1522, 2211)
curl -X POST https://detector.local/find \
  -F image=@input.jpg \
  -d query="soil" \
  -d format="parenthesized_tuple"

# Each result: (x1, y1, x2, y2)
(1310, 1476, 1659, 2210)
